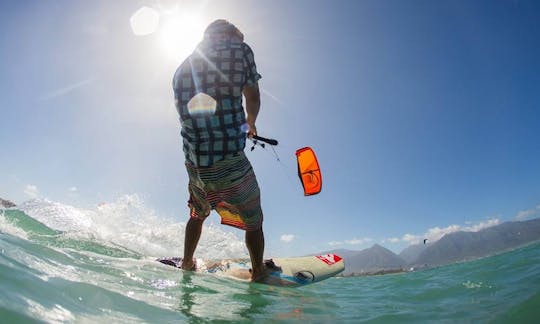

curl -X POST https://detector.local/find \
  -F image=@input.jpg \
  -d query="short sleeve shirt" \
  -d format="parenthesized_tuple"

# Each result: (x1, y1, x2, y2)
(172, 40, 262, 167)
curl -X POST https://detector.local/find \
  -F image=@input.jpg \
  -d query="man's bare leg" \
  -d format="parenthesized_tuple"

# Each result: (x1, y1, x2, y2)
(245, 227, 265, 281)
(182, 217, 204, 271)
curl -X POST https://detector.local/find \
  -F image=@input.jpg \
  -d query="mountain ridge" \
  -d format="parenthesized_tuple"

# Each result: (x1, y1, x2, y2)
(317, 218, 540, 275)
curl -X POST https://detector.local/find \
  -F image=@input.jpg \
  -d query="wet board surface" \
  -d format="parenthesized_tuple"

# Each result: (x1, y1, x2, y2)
(157, 254, 345, 287)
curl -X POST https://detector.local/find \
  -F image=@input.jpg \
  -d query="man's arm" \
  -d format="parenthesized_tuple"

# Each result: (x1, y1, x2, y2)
(243, 83, 261, 137)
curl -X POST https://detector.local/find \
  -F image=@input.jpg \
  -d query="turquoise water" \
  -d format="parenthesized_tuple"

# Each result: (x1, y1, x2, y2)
(1, 200, 540, 323)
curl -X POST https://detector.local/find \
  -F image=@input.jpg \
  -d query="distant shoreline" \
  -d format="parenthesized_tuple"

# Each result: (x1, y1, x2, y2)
(0, 197, 16, 208)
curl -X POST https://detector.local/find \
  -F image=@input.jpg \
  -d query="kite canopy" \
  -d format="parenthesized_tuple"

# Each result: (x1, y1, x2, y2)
(295, 147, 322, 196)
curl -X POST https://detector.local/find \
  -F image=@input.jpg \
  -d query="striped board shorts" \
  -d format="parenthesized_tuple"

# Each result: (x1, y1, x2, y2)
(185, 152, 263, 231)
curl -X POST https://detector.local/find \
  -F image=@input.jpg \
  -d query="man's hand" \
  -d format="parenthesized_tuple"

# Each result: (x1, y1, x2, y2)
(246, 121, 257, 138)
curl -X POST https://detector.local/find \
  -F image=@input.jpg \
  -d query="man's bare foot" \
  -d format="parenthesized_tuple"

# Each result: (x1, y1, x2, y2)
(250, 264, 266, 281)
(251, 259, 281, 282)
(181, 258, 196, 271)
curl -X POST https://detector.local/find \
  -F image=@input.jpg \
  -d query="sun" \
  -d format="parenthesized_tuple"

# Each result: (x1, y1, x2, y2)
(157, 14, 206, 62)
(130, 6, 206, 63)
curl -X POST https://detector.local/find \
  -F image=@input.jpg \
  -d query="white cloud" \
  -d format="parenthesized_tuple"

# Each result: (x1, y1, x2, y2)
(398, 218, 501, 245)
(328, 241, 343, 246)
(424, 224, 461, 242)
(345, 237, 372, 245)
(515, 205, 540, 220)
(386, 237, 400, 244)
(280, 234, 295, 242)
(328, 237, 372, 246)
(464, 218, 500, 232)
(402, 233, 421, 244)
(68, 187, 78, 193)
(24, 184, 40, 199)
(335, 216, 505, 249)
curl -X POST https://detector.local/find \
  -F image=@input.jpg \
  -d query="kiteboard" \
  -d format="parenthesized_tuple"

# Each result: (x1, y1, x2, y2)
(157, 254, 344, 287)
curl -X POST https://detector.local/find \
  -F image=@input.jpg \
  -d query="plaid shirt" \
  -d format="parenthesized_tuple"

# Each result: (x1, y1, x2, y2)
(173, 40, 262, 167)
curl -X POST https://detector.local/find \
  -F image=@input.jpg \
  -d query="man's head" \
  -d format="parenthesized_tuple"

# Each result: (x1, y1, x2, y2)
(203, 19, 244, 42)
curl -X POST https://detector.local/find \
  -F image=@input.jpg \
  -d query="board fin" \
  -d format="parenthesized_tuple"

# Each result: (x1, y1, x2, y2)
(157, 257, 182, 268)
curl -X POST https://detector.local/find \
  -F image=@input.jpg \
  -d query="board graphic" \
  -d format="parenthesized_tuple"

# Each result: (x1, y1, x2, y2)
(158, 254, 345, 287)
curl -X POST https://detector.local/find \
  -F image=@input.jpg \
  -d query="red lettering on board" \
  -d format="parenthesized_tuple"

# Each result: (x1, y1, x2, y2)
(316, 254, 342, 265)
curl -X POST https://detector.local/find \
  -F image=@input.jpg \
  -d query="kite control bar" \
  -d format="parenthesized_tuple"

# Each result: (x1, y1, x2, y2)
(252, 135, 278, 146)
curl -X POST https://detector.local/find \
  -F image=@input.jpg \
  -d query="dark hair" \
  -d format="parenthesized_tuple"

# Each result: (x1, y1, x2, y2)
(203, 19, 244, 42)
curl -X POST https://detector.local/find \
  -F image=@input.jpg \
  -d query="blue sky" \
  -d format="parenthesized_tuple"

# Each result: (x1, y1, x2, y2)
(1, 0, 539, 256)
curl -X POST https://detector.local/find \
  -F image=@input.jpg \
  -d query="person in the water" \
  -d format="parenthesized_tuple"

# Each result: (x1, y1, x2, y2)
(172, 19, 269, 281)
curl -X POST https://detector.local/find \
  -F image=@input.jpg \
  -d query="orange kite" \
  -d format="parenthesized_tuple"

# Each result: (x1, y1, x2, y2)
(295, 147, 322, 196)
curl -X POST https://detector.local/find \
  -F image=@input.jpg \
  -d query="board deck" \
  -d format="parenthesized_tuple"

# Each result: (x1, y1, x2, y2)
(158, 254, 345, 287)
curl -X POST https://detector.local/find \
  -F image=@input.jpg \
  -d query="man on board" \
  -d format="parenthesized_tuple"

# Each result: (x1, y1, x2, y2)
(172, 20, 268, 281)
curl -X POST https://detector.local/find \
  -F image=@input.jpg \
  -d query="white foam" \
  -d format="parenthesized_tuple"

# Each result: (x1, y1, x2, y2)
(18, 199, 93, 232)
(0, 209, 29, 240)
(23, 298, 75, 323)
(16, 195, 247, 259)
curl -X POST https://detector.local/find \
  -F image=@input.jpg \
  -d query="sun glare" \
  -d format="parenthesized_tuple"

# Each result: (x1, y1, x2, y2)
(158, 15, 206, 62)
(130, 6, 160, 36)
(130, 6, 206, 62)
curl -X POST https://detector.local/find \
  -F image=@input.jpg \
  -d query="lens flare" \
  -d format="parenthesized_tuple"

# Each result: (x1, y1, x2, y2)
(187, 93, 217, 116)
(130, 6, 160, 36)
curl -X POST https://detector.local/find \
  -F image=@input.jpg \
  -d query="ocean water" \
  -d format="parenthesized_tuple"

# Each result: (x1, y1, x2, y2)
(1, 198, 540, 323)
